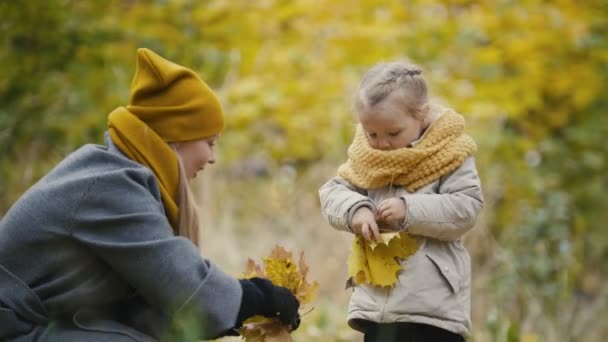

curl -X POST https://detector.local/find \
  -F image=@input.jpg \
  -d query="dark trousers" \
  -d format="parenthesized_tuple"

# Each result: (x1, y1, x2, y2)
(363, 322, 465, 342)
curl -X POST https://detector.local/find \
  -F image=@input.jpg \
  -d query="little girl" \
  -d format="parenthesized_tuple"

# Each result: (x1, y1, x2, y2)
(319, 62, 483, 341)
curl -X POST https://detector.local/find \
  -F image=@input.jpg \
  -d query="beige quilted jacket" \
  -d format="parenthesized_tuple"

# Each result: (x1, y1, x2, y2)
(319, 156, 483, 338)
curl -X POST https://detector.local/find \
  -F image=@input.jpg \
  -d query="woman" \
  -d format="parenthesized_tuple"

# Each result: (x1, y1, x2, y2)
(0, 48, 300, 341)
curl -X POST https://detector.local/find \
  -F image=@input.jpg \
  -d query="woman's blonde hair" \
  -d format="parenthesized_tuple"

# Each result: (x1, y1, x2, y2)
(172, 146, 201, 247)
(355, 62, 430, 120)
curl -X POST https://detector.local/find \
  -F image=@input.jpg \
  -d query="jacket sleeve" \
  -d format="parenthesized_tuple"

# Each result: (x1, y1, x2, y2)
(319, 176, 374, 233)
(401, 156, 484, 241)
(69, 167, 241, 339)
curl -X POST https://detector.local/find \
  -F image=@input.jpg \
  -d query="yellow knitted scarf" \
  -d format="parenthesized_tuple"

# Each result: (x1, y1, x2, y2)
(339, 108, 476, 287)
(108, 107, 180, 232)
(338, 108, 476, 192)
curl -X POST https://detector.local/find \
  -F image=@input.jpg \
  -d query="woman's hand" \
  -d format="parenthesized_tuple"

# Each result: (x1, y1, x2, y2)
(235, 277, 301, 330)
(351, 206, 380, 243)
(377, 198, 407, 226)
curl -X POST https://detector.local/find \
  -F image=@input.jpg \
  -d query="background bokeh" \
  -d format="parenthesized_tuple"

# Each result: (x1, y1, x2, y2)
(2, 1, 607, 341)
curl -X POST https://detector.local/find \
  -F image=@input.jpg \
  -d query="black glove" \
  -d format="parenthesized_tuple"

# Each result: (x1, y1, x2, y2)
(235, 277, 301, 330)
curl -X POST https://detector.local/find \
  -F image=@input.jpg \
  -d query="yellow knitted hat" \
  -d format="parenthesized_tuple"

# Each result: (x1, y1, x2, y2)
(126, 48, 224, 142)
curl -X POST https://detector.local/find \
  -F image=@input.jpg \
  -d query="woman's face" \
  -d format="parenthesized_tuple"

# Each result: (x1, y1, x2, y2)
(174, 135, 218, 179)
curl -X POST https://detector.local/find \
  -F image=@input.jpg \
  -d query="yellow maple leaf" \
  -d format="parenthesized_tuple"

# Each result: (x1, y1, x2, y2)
(239, 245, 319, 342)
(264, 246, 301, 293)
(348, 232, 418, 287)
(368, 232, 400, 250)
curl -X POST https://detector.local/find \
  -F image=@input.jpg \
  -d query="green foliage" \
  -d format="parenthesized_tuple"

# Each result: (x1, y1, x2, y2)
(1, 1, 125, 205)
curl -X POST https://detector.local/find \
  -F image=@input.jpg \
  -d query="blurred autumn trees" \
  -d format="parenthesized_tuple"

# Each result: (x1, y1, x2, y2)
(2, 0, 607, 340)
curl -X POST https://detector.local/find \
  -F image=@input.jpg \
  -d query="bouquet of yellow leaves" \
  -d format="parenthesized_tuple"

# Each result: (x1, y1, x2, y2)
(240, 245, 319, 342)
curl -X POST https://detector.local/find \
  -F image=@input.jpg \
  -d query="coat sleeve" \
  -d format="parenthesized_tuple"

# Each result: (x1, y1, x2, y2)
(401, 157, 484, 241)
(319, 176, 374, 233)
(69, 167, 241, 339)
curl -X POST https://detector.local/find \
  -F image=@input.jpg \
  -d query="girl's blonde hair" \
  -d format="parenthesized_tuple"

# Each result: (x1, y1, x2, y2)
(355, 62, 430, 120)
(172, 146, 201, 247)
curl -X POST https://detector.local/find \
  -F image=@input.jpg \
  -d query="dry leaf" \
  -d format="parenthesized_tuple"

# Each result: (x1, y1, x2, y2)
(348, 232, 418, 287)
(294, 252, 319, 305)
(241, 316, 292, 342)
(242, 258, 265, 279)
(239, 245, 319, 342)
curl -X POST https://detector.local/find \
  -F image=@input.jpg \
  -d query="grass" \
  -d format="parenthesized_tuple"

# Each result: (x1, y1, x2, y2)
(196, 158, 358, 341)
(195, 157, 607, 342)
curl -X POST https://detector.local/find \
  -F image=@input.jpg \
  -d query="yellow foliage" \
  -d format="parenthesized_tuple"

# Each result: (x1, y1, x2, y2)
(4, 1, 608, 338)
(240, 245, 319, 342)
(348, 232, 418, 287)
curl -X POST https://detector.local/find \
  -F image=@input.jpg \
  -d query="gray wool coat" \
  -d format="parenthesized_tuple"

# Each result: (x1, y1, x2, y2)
(0, 134, 242, 341)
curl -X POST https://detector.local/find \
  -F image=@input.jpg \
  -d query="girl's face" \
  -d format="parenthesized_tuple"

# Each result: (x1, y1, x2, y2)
(174, 135, 218, 179)
(358, 92, 426, 151)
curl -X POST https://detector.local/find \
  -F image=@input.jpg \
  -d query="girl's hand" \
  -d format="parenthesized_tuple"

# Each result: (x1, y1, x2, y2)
(377, 198, 407, 226)
(351, 206, 380, 243)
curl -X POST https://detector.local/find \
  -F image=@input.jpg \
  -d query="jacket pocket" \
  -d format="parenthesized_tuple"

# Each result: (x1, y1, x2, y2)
(426, 252, 460, 293)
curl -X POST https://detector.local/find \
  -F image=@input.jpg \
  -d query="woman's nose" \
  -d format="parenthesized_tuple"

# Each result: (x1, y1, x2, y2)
(207, 150, 216, 164)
